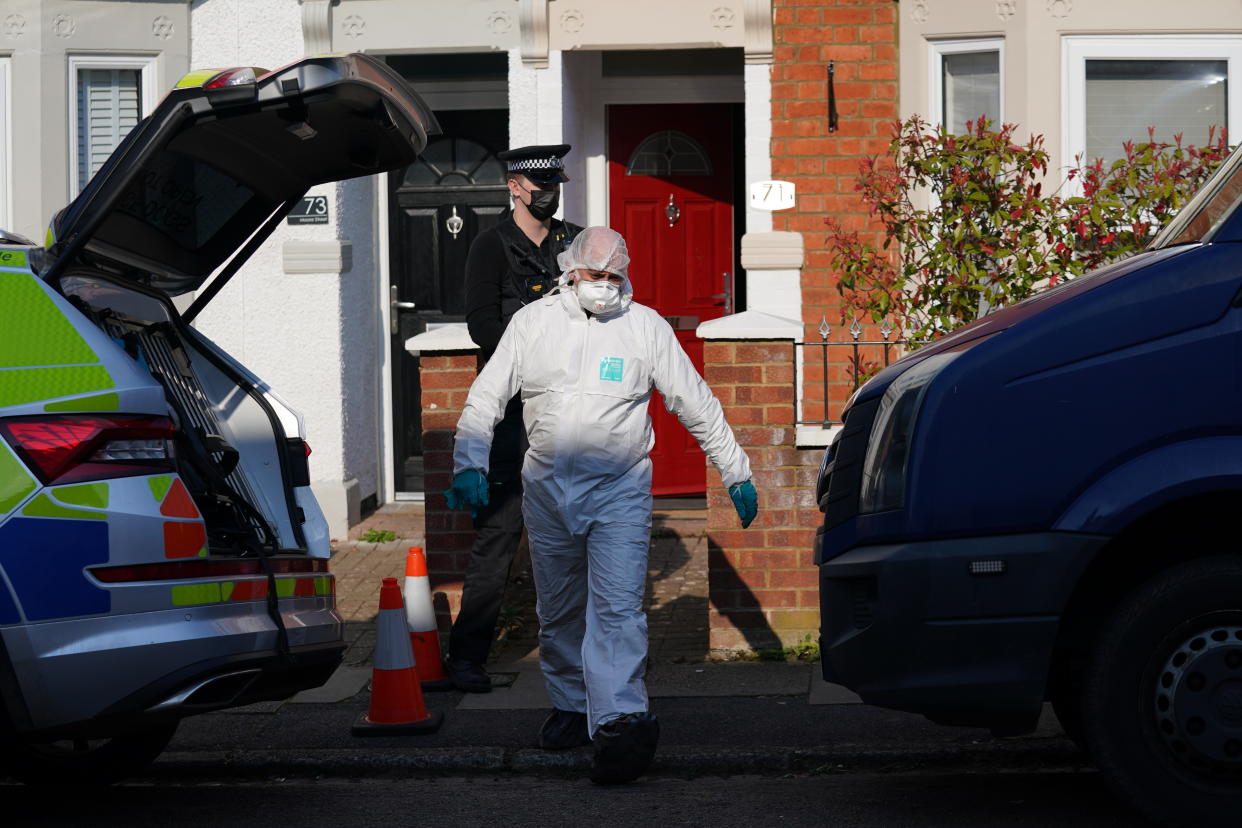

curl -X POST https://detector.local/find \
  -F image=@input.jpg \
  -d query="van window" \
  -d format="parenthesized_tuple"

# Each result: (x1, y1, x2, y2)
(1151, 147, 1242, 247)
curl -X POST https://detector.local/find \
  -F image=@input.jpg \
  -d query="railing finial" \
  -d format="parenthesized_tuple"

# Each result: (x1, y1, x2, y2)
(818, 315, 831, 341)
(849, 317, 862, 341)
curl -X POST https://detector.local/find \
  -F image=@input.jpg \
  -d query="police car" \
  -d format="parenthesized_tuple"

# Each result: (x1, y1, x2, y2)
(0, 54, 435, 784)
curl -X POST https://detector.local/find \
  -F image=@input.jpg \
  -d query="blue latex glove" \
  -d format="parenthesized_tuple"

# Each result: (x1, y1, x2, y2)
(444, 469, 490, 517)
(729, 480, 758, 529)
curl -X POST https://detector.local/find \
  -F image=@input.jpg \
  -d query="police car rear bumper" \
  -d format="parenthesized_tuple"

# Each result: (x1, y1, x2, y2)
(2, 599, 343, 733)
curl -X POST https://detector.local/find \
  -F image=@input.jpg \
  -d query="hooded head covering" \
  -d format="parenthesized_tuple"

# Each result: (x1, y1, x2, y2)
(556, 227, 633, 316)
(557, 226, 631, 286)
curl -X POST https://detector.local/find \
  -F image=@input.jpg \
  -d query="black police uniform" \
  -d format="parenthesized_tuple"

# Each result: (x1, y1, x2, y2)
(448, 147, 582, 676)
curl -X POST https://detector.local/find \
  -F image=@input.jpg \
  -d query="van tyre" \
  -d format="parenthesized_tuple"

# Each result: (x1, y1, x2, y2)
(1, 722, 177, 786)
(1083, 556, 1242, 828)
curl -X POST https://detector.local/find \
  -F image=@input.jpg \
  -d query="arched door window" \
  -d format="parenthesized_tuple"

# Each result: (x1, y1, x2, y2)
(626, 130, 713, 177)
(401, 137, 506, 188)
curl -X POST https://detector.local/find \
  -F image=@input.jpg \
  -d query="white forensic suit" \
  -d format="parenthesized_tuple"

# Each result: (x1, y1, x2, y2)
(452, 232, 752, 734)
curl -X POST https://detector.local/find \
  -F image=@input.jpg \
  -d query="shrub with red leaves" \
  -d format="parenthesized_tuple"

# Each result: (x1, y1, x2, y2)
(827, 116, 1231, 345)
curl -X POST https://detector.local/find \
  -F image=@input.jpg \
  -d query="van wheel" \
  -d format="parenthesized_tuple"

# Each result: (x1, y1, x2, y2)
(1, 722, 177, 786)
(1083, 556, 1242, 828)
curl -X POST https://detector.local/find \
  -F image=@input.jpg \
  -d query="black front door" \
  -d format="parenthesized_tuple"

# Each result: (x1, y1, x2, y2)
(390, 114, 509, 494)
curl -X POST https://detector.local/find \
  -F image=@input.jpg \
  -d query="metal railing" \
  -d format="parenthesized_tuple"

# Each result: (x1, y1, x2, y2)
(795, 317, 907, 429)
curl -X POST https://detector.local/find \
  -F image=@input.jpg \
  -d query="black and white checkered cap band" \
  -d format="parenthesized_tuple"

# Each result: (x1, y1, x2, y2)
(507, 157, 564, 172)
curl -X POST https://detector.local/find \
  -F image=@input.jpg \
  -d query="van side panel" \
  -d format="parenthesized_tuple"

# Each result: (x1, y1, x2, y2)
(1054, 437, 1242, 534)
(909, 244, 1242, 539)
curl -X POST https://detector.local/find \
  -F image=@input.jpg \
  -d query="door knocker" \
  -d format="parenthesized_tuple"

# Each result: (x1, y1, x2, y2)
(665, 194, 681, 228)
(446, 206, 464, 240)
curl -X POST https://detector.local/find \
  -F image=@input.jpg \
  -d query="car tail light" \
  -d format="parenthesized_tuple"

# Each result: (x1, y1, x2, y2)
(284, 438, 311, 488)
(91, 557, 327, 583)
(0, 415, 176, 485)
(204, 67, 262, 88)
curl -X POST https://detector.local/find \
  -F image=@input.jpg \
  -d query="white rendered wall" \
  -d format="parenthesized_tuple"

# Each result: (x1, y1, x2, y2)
(744, 63, 773, 237)
(560, 51, 594, 226)
(507, 49, 567, 219)
(190, 0, 374, 536)
(562, 51, 608, 228)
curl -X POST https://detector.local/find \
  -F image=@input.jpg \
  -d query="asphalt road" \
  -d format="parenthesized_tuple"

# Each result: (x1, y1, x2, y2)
(0, 672, 1155, 825)
(0, 769, 1148, 827)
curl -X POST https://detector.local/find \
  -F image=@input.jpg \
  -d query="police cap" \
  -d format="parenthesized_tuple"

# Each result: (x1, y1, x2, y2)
(497, 144, 571, 184)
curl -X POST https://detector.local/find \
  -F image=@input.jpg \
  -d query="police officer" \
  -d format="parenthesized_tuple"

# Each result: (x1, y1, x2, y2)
(444, 145, 582, 692)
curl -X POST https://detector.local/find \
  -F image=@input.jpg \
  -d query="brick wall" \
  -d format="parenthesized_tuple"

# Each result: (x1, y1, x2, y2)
(418, 352, 480, 633)
(704, 339, 822, 652)
(771, 0, 898, 422)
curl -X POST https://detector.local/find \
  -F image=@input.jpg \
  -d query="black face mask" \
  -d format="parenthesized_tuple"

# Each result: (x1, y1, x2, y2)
(521, 184, 560, 221)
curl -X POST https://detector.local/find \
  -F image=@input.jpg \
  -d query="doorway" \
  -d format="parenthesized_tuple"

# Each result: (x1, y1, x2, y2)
(389, 110, 510, 494)
(608, 103, 736, 496)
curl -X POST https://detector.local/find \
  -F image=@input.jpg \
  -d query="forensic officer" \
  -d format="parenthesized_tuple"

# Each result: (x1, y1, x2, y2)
(446, 227, 759, 782)
(443, 145, 583, 692)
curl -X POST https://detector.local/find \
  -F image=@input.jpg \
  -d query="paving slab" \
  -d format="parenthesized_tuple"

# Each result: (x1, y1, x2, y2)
(455, 658, 548, 710)
(290, 666, 371, 704)
(453, 660, 818, 710)
(809, 678, 863, 705)
(647, 661, 813, 697)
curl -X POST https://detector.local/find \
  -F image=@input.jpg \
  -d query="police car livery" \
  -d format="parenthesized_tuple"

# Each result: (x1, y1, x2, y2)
(0, 54, 436, 784)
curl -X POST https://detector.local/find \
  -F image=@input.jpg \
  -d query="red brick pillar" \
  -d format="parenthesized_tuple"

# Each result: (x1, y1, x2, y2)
(417, 350, 480, 634)
(770, 0, 898, 418)
(703, 335, 822, 654)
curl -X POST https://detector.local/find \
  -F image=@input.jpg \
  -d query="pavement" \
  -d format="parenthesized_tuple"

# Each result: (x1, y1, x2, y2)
(152, 500, 1085, 780)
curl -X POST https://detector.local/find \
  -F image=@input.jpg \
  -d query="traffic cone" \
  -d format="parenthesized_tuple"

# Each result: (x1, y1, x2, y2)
(404, 546, 452, 689)
(352, 577, 443, 735)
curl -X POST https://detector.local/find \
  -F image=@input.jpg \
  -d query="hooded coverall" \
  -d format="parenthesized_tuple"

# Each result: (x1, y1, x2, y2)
(452, 233, 751, 734)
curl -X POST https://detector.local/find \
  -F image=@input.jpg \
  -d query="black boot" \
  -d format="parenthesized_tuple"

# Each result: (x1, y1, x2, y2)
(445, 658, 492, 693)
(538, 709, 591, 750)
(590, 712, 659, 784)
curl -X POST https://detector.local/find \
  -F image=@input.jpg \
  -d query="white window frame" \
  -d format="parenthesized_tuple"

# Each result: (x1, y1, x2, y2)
(0, 56, 10, 231)
(928, 38, 1005, 132)
(1062, 35, 1242, 184)
(67, 54, 159, 198)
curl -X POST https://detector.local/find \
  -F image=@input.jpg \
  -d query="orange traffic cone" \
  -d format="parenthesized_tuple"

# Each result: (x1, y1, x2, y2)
(352, 577, 443, 735)
(404, 546, 451, 689)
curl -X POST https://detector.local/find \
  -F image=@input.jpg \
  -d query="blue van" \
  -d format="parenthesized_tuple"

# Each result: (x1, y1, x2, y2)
(815, 153, 1242, 827)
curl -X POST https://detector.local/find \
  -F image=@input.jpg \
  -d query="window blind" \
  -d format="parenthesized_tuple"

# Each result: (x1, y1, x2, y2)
(943, 51, 1000, 134)
(77, 68, 141, 193)
(1085, 59, 1226, 165)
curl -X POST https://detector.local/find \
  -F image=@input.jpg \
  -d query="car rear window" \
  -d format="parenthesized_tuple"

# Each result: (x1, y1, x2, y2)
(115, 153, 257, 250)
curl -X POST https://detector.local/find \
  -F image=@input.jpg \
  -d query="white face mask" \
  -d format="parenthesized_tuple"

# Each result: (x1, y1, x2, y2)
(576, 279, 623, 315)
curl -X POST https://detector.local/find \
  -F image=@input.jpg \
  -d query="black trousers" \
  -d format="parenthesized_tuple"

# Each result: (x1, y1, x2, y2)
(448, 396, 526, 665)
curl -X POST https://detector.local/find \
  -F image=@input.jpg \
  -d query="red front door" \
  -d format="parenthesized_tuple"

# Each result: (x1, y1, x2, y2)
(608, 104, 734, 496)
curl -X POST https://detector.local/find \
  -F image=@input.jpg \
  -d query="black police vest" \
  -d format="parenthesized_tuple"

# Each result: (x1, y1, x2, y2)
(495, 218, 582, 323)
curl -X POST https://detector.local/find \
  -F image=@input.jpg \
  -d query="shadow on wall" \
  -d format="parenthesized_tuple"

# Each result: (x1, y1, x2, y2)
(643, 517, 706, 661)
(706, 533, 783, 653)
(420, 502, 780, 664)
(422, 421, 472, 633)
